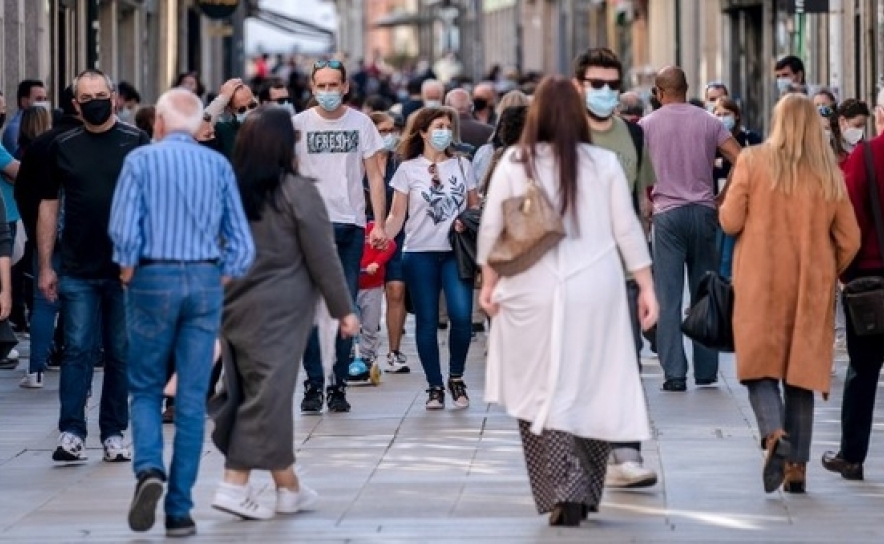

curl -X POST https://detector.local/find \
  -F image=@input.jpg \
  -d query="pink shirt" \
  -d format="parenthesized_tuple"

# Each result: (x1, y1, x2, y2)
(639, 103, 731, 213)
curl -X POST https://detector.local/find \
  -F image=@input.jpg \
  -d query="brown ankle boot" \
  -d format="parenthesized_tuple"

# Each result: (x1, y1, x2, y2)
(783, 461, 806, 493)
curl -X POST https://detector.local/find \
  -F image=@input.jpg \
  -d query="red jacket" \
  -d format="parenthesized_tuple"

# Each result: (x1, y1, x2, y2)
(843, 136, 884, 274)
(359, 222, 397, 290)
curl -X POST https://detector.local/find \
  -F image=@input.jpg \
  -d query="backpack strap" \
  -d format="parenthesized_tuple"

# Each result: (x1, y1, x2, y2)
(624, 120, 645, 215)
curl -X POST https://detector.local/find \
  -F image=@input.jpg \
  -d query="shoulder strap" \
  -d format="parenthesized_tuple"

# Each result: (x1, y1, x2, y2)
(863, 141, 884, 262)
(624, 120, 644, 172)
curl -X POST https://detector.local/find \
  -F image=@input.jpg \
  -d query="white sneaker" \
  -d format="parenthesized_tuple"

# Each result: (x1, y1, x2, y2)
(103, 435, 132, 462)
(52, 431, 87, 462)
(7, 348, 19, 360)
(384, 351, 410, 374)
(276, 485, 319, 514)
(19, 371, 44, 389)
(212, 483, 275, 520)
(605, 461, 658, 488)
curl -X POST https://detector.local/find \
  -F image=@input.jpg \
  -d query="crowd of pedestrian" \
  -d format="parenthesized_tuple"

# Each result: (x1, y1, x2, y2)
(1, 47, 883, 537)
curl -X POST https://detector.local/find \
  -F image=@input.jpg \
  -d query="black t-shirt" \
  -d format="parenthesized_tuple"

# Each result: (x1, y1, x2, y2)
(41, 122, 150, 278)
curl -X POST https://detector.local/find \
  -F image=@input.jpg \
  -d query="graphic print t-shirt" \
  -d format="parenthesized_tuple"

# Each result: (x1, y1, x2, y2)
(293, 108, 384, 227)
(390, 156, 477, 252)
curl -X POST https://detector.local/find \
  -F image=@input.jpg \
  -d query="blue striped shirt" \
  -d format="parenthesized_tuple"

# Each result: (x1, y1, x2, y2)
(108, 132, 255, 277)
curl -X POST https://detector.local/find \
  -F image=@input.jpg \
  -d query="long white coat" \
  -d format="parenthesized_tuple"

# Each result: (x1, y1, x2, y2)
(477, 144, 652, 441)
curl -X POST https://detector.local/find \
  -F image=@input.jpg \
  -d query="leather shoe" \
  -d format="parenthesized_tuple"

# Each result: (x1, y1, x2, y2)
(821, 451, 864, 480)
(661, 379, 687, 392)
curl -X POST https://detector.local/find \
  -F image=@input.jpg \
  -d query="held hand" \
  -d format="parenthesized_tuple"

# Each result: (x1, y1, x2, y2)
(453, 219, 465, 233)
(366, 263, 380, 275)
(637, 286, 659, 331)
(479, 285, 499, 317)
(221, 276, 232, 286)
(0, 290, 11, 321)
(339, 313, 360, 338)
(119, 267, 134, 287)
(370, 225, 388, 249)
(39, 268, 58, 303)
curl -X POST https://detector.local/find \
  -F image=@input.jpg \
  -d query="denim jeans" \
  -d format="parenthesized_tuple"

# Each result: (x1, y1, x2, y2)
(403, 251, 473, 387)
(57, 275, 128, 441)
(29, 251, 61, 373)
(652, 204, 719, 382)
(302, 223, 363, 388)
(127, 263, 222, 518)
(718, 231, 736, 280)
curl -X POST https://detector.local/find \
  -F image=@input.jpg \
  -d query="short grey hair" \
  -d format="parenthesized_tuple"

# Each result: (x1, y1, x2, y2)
(72, 69, 115, 96)
(444, 88, 471, 114)
(156, 89, 204, 136)
(422, 79, 444, 99)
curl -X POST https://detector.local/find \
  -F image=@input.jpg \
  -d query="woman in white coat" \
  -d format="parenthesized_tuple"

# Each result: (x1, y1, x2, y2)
(477, 76, 658, 526)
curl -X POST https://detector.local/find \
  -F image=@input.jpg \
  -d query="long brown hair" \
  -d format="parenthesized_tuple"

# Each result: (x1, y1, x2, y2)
(515, 76, 591, 219)
(396, 106, 454, 160)
(17, 106, 52, 150)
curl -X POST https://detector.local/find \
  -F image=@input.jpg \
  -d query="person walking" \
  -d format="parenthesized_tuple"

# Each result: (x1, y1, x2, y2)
(719, 93, 860, 494)
(822, 89, 884, 482)
(384, 106, 480, 409)
(478, 76, 658, 525)
(639, 66, 742, 392)
(209, 106, 357, 520)
(108, 88, 255, 537)
(38, 69, 150, 464)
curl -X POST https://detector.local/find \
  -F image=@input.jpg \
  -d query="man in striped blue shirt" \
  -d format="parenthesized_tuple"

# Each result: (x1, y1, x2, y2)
(108, 88, 255, 538)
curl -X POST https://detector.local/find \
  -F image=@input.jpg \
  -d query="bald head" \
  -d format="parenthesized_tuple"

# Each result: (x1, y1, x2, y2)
(155, 88, 204, 140)
(655, 66, 688, 104)
(445, 88, 472, 115)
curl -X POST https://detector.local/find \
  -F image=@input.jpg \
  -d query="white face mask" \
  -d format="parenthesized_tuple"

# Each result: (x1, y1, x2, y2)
(424, 99, 441, 108)
(843, 127, 864, 147)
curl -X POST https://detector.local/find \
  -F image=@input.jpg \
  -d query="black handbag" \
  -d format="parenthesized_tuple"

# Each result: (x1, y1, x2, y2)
(843, 141, 884, 336)
(681, 271, 735, 352)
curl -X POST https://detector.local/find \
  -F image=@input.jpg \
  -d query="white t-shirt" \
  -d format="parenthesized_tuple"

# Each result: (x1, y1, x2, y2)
(390, 155, 477, 252)
(293, 108, 384, 227)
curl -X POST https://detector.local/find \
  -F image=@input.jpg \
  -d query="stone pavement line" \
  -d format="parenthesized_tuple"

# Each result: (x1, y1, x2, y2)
(1, 334, 884, 542)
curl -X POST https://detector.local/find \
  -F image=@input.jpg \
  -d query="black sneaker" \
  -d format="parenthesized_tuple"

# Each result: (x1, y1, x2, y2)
(326, 385, 351, 413)
(165, 515, 196, 538)
(128, 469, 166, 532)
(301, 382, 323, 414)
(661, 379, 687, 392)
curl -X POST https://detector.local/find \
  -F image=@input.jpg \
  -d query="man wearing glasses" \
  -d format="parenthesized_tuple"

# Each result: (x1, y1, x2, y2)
(258, 79, 295, 115)
(37, 69, 151, 464)
(212, 83, 258, 158)
(293, 59, 388, 414)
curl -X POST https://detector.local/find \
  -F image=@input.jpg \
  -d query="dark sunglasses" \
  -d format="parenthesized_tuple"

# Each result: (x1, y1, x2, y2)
(313, 60, 344, 71)
(236, 100, 258, 114)
(428, 163, 441, 188)
(583, 78, 621, 90)
(817, 105, 834, 117)
(273, 98, 291, 105)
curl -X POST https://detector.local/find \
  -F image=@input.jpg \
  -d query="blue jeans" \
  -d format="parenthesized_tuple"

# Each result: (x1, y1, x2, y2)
(403, 251, 473, 387)
(718, 231, 736, 280)
(57, 276, 128, 441)
(652, 204, 719, 382)
(29, 251, 61, 373)
(302, 224, 363, 388)
(127, 263, 222, 518)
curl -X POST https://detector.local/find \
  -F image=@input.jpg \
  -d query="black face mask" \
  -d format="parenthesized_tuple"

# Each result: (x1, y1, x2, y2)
(473, 98, 489, 111)
(79, 98, 113, 126)
(0, 114, 5, 128)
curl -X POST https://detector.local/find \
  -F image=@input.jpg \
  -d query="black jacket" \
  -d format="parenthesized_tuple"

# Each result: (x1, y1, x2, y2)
(15, 116, 83, 243)
(449, 207, 482, 281)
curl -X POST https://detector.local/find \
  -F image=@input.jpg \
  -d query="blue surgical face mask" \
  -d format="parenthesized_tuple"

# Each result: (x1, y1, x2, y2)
(278, 102, 295, 115)
(585, 86, 619, 119)
(720, 114, 736, 132)
(429, 128, 452, 151)
(424, 99, 441, 108)
(776, 77, 792, 94)
(236, 111, 250, 123)
(382, 133, 399, 151)
(316, 90, 343, 112)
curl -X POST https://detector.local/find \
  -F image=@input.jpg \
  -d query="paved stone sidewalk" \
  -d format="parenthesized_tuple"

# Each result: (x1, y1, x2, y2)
(0, 329, 882, 543)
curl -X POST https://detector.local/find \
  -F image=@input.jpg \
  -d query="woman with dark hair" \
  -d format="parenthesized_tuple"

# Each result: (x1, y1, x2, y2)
(173, 72, 205, 98)
(384, 106, 480, 409)
(830, 99, 871, 164)
(134, 106, 156, 140)
(210, 106, 358, 520)
(477, 76, 657, 526)
(477, 105, 528, 194)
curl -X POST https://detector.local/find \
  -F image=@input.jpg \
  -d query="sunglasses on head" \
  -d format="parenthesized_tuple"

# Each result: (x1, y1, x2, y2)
(236, 100, 258, 115)
(817, 105, 834, 117)
(705, 81, 726, 90)
(428, 163, 441, 188)
(313, 60, 344, 71)
(583, 78, 621, 90)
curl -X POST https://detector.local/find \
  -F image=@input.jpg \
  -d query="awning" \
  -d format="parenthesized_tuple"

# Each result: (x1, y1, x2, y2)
(372, 12, 435, 28)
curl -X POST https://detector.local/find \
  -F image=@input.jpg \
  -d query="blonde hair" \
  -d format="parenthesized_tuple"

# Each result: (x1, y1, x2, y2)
(766, 93, 845, 201)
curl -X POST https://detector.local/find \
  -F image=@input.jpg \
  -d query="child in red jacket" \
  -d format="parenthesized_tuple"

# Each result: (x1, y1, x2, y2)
(351, 221, 397, 383)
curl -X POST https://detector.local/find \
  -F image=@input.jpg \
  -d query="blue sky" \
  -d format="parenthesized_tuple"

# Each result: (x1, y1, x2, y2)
(245, 0, 338, 55)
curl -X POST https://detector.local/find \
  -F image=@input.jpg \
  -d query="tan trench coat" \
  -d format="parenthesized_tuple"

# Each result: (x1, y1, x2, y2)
(719, 146, 861, 394)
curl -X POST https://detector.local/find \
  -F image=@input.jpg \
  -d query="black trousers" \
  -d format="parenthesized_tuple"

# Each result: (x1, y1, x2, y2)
(840, 269, 884, 463)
